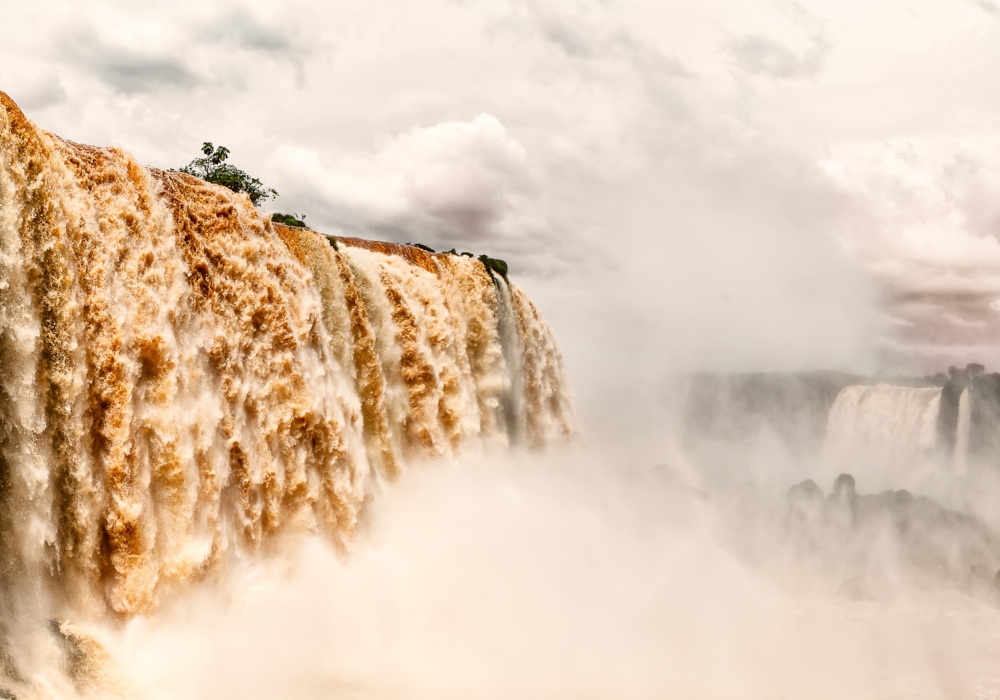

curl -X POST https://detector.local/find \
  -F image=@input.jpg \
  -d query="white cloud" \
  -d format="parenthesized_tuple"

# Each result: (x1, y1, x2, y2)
(727, 34, 830, 79)
(60, 28, 201, 94)
(268, 114, 564, 266)
(943, 312, 987, 329)
(969, 0, 999, 14)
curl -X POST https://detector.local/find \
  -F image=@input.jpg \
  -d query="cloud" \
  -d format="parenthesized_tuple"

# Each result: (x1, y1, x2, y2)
(269, 114, 564, 267)
(535, 13, 691, 78)
(727, 34, 830, 79)
(97, 57, 199, 94)
(60, 28, 199, 94)
(200, 11, 297, 54)
(939, 153, 1000, 241)
(943, 312, 987, 329)
(815, 131, 1000, 369)
(39, 8, 312, 98)
(7, 0, 995, 373)
(483, 0, 693, 88)
(195, 10, 312, 87)
(969, 0, 998, 14)
(2, 70, 66, 110)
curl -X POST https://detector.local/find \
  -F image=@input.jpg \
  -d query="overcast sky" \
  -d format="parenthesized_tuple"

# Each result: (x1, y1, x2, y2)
(3, 0, 999, 383)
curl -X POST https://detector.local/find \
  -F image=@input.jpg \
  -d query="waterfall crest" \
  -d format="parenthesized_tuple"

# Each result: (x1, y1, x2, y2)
(822, 384, 942, 475)
(0, 91, 574, 623)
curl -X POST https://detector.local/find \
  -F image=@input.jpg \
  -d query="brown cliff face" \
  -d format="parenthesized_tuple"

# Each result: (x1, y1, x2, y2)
(0, 90, 574, 620)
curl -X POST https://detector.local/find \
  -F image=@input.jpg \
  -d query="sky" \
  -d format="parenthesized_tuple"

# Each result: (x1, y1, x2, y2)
(2, 0, 1000, 382)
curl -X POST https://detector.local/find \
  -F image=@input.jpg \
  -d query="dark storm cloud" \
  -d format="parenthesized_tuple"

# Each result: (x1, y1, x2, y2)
(727, 34, 829, 79)
(51, 11, 308, 98)
(202, 12, 295, 53)
(196, 11, 311, 87)
(199, 10, 312, 60)
(61, 30, 199, 93)
(97, 58, 199, 94)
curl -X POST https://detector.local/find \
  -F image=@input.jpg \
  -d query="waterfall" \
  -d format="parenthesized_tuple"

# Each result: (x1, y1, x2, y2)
(822, 384, 942, 478)
(0, 88, 574, 640)
(955, 387, 971, 473)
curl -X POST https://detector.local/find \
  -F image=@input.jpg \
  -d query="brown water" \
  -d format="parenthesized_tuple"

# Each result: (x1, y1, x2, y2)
(0, 90, 572, 694)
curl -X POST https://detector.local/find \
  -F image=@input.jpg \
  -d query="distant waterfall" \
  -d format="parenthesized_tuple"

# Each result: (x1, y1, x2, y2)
(955, 388, 971, 473)
(822, 384, 942, 474)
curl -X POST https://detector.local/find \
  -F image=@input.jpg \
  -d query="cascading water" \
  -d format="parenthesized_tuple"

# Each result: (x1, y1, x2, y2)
(955, 387, 972, 474)
(822, 384, 942, 481)
(0, 91, 573, 695)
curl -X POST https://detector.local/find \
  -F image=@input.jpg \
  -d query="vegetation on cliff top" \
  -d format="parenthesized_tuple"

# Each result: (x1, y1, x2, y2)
(175, 145, 507, 277)
(175, 142, 277, 206)
(406, 243, 509, 282)
(272, 212, 307, 228)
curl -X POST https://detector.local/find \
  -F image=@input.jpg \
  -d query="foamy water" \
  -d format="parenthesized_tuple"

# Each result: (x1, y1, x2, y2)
(0, 89, 574, 696)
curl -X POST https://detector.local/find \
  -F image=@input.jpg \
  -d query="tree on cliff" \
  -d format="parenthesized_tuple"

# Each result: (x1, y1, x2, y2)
(176, 142, 277, 206)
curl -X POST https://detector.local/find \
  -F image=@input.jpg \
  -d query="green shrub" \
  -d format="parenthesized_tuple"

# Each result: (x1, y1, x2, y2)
(176, 142, 277, 206)
(272, 213, 307, 228)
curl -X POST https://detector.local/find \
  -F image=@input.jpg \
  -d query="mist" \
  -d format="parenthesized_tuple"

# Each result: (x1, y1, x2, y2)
(82, 442, 999, 700)
(69, 369, 1000, 699)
